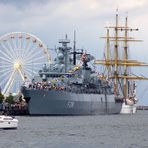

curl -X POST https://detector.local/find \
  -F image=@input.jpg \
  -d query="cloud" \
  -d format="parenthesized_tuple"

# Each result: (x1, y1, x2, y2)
(0, 0, 147, 55)
(0, 0, 147, 63)
(0, 0, 49, 8)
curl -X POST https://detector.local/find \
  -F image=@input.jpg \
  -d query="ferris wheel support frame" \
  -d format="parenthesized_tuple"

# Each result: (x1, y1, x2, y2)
(0, 32, 51, 95)
(2, 70, 16, 95)
(2, 66, 28, 95)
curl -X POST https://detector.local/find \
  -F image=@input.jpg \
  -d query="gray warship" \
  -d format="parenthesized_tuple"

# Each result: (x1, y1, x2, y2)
(21, 35, 123, 115)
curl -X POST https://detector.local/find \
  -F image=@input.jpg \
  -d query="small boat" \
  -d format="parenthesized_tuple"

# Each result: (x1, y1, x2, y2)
(0, 115, 18, 129)
(120, 102, 137, 114)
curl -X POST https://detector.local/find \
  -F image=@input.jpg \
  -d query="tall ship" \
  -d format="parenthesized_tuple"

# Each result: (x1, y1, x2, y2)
(95, 10, 148, 114)
(21, 32, 123, 115)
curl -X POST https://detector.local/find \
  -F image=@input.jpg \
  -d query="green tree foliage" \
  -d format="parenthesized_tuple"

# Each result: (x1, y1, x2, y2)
(5, 94, 14, 104)
(0, 93, 4, 104)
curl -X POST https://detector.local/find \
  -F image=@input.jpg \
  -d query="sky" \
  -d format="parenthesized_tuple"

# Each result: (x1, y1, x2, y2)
(0, 0, 148, 104)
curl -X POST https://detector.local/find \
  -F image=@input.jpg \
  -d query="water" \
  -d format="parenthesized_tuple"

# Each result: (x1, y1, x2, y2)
(0, 111, 148, 148)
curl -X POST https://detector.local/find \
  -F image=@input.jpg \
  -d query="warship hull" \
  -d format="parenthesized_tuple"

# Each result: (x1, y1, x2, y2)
(22, 88, 122, 115)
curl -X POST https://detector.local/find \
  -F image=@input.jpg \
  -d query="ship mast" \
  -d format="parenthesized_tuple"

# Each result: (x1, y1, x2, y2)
(105, 28, 111, 77)
(59, 35, 70, 73)
(123, 16, 128, 101)
(119, 14, 143, 101)
(95, 11, 148, 101)
(114, 10, 119, 96)
(73, 30, 76, 65)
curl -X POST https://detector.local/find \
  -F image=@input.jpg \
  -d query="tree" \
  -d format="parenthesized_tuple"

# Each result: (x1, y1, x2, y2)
(0, 93, 4, 104)
(5, 94, 14, 104)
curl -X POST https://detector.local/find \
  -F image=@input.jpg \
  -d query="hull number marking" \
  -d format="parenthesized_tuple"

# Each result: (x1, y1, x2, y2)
(67, 101, 75, 108)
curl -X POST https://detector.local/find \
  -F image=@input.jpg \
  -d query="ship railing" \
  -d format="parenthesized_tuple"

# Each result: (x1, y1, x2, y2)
(27, 83, 67, 91)
(26, 83, 108, 95)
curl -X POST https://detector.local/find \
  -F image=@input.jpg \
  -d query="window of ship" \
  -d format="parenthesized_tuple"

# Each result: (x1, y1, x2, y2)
(3, 118, 13, 120)
(39, 70, 42, 73)
(66, 75, 72, 78)
(107, 87, 114, 94)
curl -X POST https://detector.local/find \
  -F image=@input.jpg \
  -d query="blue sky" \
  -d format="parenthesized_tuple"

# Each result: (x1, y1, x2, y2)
(0, 0, 148, 104)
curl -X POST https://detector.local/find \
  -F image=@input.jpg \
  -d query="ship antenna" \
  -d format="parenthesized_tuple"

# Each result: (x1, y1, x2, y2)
(73, 30, 76, 65)
(116, 8, 118, 16)
(114, 8, 119, 96)
(125, 11, 128, 17)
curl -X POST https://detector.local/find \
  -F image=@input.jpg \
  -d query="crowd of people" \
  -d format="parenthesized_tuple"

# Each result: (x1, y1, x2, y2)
(27, 81, 66, 91)
(24, 81, 112, 95)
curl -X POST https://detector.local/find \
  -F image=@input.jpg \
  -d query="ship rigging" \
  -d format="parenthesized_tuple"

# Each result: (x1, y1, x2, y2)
(95, 10, 148, 113)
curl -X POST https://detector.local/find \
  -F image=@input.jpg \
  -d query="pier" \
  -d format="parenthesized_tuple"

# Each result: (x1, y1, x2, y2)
(0, 102, 29, 116)
(137, 106, 148, 110)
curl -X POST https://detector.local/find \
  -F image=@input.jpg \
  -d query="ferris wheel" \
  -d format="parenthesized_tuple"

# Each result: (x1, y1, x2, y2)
(0, 32, 50, 95)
